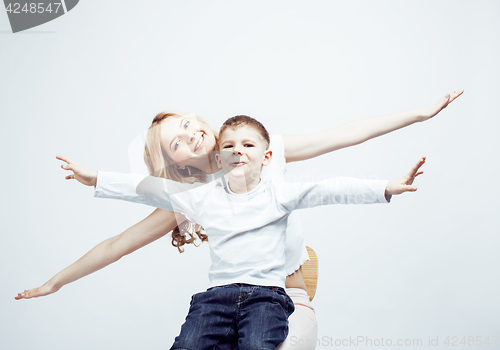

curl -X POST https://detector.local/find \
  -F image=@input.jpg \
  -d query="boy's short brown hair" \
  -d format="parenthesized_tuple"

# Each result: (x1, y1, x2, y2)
(219, 115, 270, 149)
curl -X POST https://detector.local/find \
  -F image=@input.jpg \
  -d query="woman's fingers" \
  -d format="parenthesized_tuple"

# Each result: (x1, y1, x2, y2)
(15, 285, 53, 300)
(443, 89, 464, 108)
(440, 89, 464, 109)
(449, 89, 464, 103)
(434, 94, 450, 110)
(423, 90, 463, 119)
(15, 288, 35, 300)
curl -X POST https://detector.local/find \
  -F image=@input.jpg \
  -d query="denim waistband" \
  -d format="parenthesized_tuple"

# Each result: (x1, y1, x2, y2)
(207, 283, 284, 292)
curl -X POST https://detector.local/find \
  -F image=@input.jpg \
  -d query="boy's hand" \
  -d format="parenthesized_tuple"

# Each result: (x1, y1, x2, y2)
(56, 155, 98, 187)
(385, 157, 426, 196)
(420, 90, 464, 121)
(15, 282, 60, 300)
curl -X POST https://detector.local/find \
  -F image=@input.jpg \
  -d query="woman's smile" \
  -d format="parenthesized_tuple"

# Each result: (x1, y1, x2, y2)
(160, 116, 217, 170)
(194, 133, 204, 153)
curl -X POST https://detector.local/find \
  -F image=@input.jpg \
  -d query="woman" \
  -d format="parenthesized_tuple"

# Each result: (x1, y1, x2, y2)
(16, 91, 462, 349)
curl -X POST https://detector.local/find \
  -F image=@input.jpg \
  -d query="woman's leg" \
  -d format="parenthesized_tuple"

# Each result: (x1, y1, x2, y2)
(276, 288, 318, 350)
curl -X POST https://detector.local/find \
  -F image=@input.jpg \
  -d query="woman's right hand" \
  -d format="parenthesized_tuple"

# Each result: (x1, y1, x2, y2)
(56, 155, 98, 187)
(15, 282, 60, 300)
(14, 208, 183, 301)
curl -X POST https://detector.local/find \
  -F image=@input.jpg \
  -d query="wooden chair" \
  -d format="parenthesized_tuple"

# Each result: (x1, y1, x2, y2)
(302, 246, 318, 301)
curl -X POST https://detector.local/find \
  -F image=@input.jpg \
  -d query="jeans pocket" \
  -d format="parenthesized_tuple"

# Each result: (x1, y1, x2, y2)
(279, 291, 295, 318)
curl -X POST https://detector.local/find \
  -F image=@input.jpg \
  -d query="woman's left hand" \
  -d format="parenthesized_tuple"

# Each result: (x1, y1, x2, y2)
(420, 90, 464, 121)
(385, 157, 426, 196)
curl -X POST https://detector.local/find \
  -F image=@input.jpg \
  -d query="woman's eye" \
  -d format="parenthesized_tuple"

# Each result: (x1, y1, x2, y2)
(184, 121, 190, 129)
(174, 141, 180, 150)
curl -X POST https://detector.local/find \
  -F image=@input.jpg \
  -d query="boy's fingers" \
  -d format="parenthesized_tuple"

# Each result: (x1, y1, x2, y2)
(61, 164, 78, 173)
(56, 155, 78, 166)
(408, 171, 424, 182)
(56, 155, 71, 164)
(407, 158, 425, 176)
(402, 185, 417, 192)
(406, 163, 424, 179)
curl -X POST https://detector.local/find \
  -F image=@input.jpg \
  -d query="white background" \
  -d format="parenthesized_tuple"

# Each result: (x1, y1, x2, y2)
(1, 1, 499, 349)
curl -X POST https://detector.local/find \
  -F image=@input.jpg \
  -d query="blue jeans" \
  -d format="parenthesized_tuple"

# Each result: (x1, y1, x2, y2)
(170, 283, 295, 350)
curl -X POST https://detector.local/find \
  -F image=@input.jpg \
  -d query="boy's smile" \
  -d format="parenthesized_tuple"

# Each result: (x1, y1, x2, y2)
(216, 125, 272, 193)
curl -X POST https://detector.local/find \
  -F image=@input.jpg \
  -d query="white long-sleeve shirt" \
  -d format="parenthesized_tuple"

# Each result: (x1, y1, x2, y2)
(235, 134, 310, 275)
(95, 171, 389, 289)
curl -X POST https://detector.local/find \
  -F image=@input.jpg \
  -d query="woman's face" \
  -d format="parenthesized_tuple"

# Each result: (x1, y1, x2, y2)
(160, 114, 217, 169)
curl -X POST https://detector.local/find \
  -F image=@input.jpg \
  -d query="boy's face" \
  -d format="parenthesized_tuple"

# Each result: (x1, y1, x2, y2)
(216, 125, 272, 183)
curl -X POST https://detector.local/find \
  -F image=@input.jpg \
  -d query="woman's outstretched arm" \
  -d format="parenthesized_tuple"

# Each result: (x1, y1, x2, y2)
(15, 208, 183, 300)
(282, 90, 463, 162)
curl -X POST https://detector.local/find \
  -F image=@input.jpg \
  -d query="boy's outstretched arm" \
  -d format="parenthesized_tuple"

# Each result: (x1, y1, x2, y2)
(56, 155, 98, 187)
(56, 156, 194, 211)
(385, 157, 426, 199)
(15, 208, 182, 300)
(282, 90, 463, 162)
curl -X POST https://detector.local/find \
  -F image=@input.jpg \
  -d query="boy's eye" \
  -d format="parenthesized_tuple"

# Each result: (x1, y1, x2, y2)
(184, 121, 190, 129)
(223, 145, 233, 149)
(244, 144, 254, 147)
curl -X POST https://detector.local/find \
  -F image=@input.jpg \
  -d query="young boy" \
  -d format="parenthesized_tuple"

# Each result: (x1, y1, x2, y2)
(57, 116, 425, 350)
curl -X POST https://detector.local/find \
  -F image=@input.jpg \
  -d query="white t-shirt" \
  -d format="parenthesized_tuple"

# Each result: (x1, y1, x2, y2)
(220, 134, 308, 275)
(95, 169, 389, 288)
(162, 134, 309, 275)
